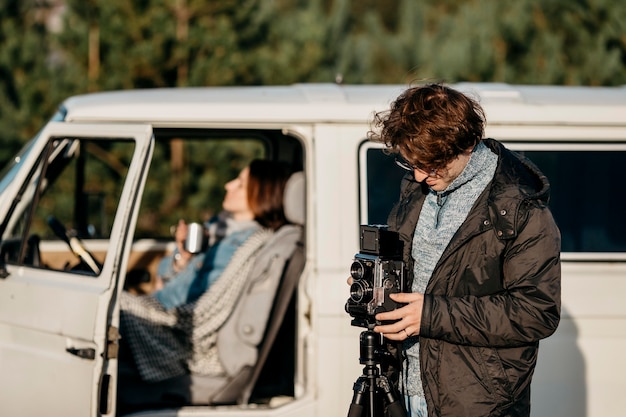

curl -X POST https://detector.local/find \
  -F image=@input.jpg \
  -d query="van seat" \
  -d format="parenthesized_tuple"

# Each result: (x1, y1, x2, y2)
(190, 171, 305, 405)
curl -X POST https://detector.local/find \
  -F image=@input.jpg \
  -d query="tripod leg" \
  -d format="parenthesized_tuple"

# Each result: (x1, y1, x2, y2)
(385, 398, 407, 417)
(348, 402, 365, 417)
(378, 376, 407, 417)
(347, 377, 368, 417)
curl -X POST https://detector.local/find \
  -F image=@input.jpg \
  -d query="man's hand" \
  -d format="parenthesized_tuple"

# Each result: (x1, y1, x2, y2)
(374, 292, 424, 341)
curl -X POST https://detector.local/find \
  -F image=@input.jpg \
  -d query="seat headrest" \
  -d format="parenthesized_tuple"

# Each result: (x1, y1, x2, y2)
(283, 171, 305, 226)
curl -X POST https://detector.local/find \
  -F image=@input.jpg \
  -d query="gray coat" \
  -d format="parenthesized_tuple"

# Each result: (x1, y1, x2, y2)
(387, 139, 561, 417)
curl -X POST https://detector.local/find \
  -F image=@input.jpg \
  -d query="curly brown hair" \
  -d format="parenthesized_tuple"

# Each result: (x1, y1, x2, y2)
(368, 83, 485, 171)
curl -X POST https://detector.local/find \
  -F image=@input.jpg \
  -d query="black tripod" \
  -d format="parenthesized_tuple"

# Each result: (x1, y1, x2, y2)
(347, 330, 406, 417)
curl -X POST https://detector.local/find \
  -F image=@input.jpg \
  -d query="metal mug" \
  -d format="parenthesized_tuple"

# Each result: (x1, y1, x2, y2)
(184, 222, 206, 254)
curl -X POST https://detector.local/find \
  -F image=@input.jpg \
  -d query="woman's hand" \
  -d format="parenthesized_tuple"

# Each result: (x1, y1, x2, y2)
(373, 292, 424, 341)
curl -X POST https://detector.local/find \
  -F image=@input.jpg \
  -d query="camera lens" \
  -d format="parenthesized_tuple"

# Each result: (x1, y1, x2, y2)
(350, 260, 371, 280)
(349, 281, 373, 303)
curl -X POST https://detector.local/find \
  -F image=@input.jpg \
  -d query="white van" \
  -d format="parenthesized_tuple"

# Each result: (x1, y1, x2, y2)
(0, 83, 624, 417)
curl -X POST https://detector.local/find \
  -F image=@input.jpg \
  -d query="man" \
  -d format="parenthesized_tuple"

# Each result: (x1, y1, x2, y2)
(370, 83, 561, 417)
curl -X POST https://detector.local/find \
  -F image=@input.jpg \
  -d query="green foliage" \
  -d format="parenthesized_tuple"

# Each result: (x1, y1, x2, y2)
(394, 0, 626, 85)
(0, 1, 66, 165)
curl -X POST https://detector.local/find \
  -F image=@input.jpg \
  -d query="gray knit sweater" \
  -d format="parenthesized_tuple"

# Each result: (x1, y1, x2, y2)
(403, 141, 498, 397)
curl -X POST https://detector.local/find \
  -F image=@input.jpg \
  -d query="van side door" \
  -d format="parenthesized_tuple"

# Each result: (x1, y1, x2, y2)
(0, 122, 153, 416)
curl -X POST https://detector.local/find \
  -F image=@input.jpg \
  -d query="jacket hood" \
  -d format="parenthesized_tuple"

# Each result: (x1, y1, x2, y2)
(484, 138, 551, 204)
(482, 138, 552, 241)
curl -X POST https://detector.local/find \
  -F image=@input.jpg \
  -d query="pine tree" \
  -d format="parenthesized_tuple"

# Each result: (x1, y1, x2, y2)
(0, 0, 65, 167)
(383, 0, 626, 85)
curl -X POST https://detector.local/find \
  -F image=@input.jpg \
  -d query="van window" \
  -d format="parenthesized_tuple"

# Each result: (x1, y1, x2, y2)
(2, 137, 135, 275)
(359, 143, 405, 225)
(360, 141, 626, 255)
(125, 128, 303, 297)
(516, 146, 626, 253)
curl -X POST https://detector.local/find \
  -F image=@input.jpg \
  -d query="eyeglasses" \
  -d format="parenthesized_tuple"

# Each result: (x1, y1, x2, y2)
(394, 155, 439, 177)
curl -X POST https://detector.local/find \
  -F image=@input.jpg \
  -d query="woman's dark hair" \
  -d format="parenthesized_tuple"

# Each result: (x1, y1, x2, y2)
(247, 159, 290, 231)
(368, 83, 485, 170)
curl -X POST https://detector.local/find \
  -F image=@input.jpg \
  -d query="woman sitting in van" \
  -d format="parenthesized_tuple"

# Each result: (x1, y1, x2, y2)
(118, 159, 291, 386)
(149, 159, 290, 309)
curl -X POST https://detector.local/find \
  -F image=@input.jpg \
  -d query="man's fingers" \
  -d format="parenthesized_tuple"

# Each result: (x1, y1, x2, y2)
(375, 307, 405, 322)
(380, 331, 405, 341)
(374, 320, 404, 334)
(389, 292, 423, 303)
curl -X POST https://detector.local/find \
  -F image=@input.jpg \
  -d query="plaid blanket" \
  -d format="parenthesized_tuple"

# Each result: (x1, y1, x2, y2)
(119, 228, 274, 382)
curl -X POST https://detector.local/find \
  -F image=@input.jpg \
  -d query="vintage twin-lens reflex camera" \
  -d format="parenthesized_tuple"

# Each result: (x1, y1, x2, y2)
(345, 225, 405, 329)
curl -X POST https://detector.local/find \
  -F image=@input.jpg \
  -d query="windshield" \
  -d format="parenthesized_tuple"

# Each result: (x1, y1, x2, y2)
(0, 109, 66, 195)
(0, 140, 35, 195)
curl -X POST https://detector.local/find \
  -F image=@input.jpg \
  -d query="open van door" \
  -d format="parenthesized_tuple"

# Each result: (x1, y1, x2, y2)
(0, 122, 154, 416)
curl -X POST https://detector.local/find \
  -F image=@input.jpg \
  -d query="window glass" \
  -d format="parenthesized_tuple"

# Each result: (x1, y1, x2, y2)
(3, 137, 135, 275)
(361, 142, 626, 254)
(360, 143, 405, 225)
(33, 139, 134, 239)
(519, 149, 626, 252)
(0, 139, 35, 195)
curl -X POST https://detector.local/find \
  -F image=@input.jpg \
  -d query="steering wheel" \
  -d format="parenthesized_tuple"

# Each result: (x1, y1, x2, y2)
(47, 216, 102, 274)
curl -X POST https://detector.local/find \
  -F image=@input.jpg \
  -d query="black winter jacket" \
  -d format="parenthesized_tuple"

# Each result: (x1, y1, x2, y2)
(387, 139, 561, 417)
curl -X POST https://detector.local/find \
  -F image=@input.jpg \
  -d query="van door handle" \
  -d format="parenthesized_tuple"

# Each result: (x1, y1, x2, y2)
(66, 346, 96, 360)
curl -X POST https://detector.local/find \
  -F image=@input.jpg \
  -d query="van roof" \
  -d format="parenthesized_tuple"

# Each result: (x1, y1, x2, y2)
(62, 83, 626, 126)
